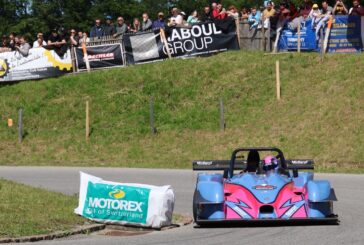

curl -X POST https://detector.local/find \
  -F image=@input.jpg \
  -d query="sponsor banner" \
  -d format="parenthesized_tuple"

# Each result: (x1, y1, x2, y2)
(278, 19, 318, 51)
(161, 22, 239, 58)
(75, 172, 175, 228)
(0, 48, 72, 83)
(75, 43, 124, 70)
(123, 31, 163, 65)
(328, 15, 363, 53)
(123, 21, 239, 65)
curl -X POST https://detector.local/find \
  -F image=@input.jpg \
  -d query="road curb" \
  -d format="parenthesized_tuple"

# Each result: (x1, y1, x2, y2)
(0, 224, 106, 244)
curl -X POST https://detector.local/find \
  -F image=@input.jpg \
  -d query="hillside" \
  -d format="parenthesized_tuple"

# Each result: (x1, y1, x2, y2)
(0, 50, 363, 172)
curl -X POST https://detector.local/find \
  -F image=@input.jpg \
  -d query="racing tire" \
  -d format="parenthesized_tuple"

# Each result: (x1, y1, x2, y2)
(193, 190, 198, 222)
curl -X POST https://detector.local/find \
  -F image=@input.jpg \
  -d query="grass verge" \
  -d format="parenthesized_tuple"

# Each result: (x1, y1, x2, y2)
(0, 179, 84, 238)
(0, 50, 363, 172)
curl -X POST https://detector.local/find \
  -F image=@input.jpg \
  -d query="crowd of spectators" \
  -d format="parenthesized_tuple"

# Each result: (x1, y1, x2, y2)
(1, 0, 364, 57)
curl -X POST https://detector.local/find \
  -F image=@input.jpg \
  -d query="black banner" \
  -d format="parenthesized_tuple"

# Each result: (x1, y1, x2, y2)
(75, 43, 124, 70)
(123, 21, 239, 65)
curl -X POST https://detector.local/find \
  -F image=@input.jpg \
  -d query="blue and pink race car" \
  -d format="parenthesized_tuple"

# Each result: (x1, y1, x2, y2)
(192, 147, 338, 226)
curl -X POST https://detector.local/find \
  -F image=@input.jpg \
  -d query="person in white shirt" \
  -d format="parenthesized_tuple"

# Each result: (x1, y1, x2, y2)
(33, 33, 47, 48)
(170, 8, 183, 26)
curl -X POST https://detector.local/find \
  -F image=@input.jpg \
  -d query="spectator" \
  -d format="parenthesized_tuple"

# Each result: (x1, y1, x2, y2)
(248, 7, 262, 29)
(300, 0, 313, 19)
(264, 0, 275, 7)
(104, 16, 116, 36)
(240, 7, 250, 21)
(69, 29, 79, 47)
(213, 3, 227, 19)
(141, 13, 153, 31)
(200, 6, 213, 22)
(180, 11, 188, 25)
(90, 18, 104, 38)
(309, 4, 322, 29)
(0, 35, 10, 53)
(1, 35, 8, 50)
(152, 12, 166, 30)
(15, 36, 31, 57)
(349, 0, 364, 15)
(170, 8, 183, 26)
(187, 10, 199, 24)
(227, 5, 239, 20)
(114, 16, 128, 37)
(131, 18, 141, 33)
(333, 0, 348, 15)
(33, 32, 47, 48)
(12, 36, 21, 51)
(77, 31, 83, 42)
(277, 3, 291, 29)
(314, 1, 333, 40)
(79, 32, 90, 45)
(47, 28, 67, 58)
(263, 2, 276, 28)
(8, 33, 16, 51)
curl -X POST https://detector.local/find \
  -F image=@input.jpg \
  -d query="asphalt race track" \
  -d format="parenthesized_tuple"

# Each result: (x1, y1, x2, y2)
(0, 167, 363, 245)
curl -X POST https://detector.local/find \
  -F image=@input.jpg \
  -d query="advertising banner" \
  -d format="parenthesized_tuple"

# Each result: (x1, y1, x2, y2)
(75, 43, 124, 70)
(278, 19, 318, 51)
(328, 15, 364, 53)
(123, 21, 239, 65)
(75, 172, 175, 228)
(0, 48, 72, 83)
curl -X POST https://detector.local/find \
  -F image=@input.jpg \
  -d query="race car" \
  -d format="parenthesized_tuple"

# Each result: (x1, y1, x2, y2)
(192, 147, 338, 226)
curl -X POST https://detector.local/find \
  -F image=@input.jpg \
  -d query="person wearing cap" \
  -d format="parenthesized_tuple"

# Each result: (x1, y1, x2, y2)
(114, 17, 128, 37)
(33, 33, 47, 48)
(170, 8, 183, 26)
(141, 13, 153, 31)
(349, 0, 364, 15)
(90, 18, 104, 38)
(152, 12, 166, 30)
(104, 16, 116, 36)
(309, 3, 322, 29)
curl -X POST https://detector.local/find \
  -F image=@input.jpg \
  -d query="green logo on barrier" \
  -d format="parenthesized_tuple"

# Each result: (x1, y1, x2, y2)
(82, 183, 150, 224)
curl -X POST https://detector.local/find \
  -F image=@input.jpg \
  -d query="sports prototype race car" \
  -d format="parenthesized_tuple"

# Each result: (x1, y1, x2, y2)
(192, 147, 338, 226)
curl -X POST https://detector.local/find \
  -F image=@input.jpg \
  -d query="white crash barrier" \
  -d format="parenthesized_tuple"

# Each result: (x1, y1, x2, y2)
(74, 172, 175, 228)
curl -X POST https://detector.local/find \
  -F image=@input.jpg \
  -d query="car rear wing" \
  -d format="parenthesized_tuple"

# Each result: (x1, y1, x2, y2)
(192, 159, 314, 171)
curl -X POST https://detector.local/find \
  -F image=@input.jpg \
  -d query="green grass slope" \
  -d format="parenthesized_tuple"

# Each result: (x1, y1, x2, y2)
(0, 50, 363, 172)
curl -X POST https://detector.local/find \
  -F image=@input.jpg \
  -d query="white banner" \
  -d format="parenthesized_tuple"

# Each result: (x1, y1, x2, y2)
(0, 47, 72, 82)
(74, 172, 175, 228)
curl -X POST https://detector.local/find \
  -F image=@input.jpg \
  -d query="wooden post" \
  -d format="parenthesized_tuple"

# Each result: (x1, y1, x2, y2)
(18, 109, 23, 143)
(235, 19, 241, 49)
(262, 20, 266, 52)
(149, 97, 157, 134)
(297, 23, 301, 53)
(320, 28, 324, 62)
(219, 98, 225, 131)
(276, 61, 281, 100)
(160, 28, 172, 59)
(71, 47, 76, 73)
(85, 101, 90, 141)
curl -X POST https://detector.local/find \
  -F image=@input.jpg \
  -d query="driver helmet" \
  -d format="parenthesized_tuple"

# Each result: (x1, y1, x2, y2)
(263, 155, 278, 172)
